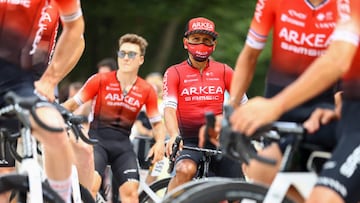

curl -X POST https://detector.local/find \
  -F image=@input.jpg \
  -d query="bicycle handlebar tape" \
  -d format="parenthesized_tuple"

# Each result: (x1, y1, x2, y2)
(167, 136, 182, 174)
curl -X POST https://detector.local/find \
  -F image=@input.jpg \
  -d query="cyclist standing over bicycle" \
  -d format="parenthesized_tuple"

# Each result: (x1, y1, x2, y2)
(63, 33, 166, 203)
(229, 0, 340, 200)
(164, 17, 248, 192)
(0, 0, 85, 202)
(231, 0, 360, 202)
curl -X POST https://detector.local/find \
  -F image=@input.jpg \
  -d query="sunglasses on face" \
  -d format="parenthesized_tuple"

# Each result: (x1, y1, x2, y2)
(117, 51, 138, 59)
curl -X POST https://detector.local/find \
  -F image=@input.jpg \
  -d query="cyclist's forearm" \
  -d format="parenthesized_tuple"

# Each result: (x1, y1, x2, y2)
(164, 108, 179, 138)
(151, 122, 166, 143)
(230, 46, 260, 107)
(62, 98, 80, 113)
(39, 18, 85, 86)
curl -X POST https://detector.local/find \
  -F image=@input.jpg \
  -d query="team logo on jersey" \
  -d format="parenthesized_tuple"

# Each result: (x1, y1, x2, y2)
(288, 10, 307, 20)
(30, 4, 52, 55)
(337, 0, 351, 22)
(254, 0, 267, 23)
(2, 0, 30, 7)
(181, 86, 223, 102)
(104, 93, 140, 112)
(278, 27, 331, 56)
(281, 14, 305, 27)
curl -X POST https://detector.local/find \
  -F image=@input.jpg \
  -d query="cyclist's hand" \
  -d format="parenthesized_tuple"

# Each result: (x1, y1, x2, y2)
(198, 115, 222, 148)
(165, 136, 183, 158)
(303, 108, 338, 134)
(34, 80, 56, 102)
(230, 97, 282, 135)
(147, 140, 165, 164)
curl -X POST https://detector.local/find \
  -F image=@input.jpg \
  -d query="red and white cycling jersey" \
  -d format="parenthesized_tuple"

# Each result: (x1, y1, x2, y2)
(0, 0, 81, 70)
(33, 1, 60, 77)
(247, 0, 337, 85)
(74, 71, 161, 132)
(163, 60, 247, 138)
(333, 0, 360, 98)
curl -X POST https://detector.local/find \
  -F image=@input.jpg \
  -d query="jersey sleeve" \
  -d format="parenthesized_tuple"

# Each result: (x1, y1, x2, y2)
(145, 86, 162, 124)
(246, 0, 276, 49)
(73, 74, 100, 105)
(224, 64, 233, 93)
(54, 0, 82, 22)
(331, 0, 360, 46)
(163, 67, 179, 109)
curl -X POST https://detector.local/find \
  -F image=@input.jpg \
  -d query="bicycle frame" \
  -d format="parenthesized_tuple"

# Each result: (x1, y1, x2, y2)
(0, 92, 90, 203)
(263, 171, 317, 203)
(17, 119, 44, 203)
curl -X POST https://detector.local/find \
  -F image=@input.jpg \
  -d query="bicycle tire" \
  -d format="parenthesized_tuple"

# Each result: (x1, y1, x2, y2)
(138, 177, 171, 203)
(170, 181, 294, 203)
(0, 174, 64, 203)
(162, 177, 240, 203)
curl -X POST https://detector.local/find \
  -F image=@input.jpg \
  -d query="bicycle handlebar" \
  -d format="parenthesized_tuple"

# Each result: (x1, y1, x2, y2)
(2, 91, 63, 132)
(52, 102, 98, 145)
(0, 91, 98, 145)
(183, 146, 221, 156)
(167, 135, 182, 174)
(220, 105, 306, 166)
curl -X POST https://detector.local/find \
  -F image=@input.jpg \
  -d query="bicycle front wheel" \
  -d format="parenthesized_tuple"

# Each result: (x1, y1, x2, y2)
(0, 174, 64, 202)
(163, 177, 240, 203)
(138, 177, 171, 203)
(170, 181, 295, 203)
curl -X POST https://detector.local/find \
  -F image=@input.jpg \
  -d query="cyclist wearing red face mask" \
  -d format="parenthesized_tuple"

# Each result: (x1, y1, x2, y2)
(163, 17, 248, 192)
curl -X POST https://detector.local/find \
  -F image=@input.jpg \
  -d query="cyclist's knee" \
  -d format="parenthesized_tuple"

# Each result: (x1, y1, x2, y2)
(91, 171, 102, 198)
(119, 181, 139, 203)
(245, 143, 282, 184)
(31, 107, 68, 146)
(71, 139, 93, 163)
(306, 186, 344, 203)
(175, 159, 197, 179)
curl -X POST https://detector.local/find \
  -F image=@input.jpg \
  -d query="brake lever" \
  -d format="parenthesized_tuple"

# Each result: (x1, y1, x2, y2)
(167, 135, 182, 174)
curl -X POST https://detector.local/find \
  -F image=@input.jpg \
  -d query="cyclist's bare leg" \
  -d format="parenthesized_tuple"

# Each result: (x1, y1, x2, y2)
(31, 107, 74, 202)
(91, 171, 102, 198)
(242, 143, 281, 183)
(306, 186, 344, 203)
(119, 181, 139, 203)
(243, 143, 304, 202)
(167, 159, 197, 192)
(69, 125, 95, 193)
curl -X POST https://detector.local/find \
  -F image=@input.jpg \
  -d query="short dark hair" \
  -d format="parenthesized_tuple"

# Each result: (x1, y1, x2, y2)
(97, 58, 117, 71)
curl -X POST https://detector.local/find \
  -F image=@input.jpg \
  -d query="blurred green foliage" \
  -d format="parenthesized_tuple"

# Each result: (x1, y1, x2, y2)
(62, 0, 271, 98)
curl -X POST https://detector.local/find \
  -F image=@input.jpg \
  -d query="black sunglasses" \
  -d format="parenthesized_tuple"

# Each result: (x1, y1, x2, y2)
(117, 51, 138, 59)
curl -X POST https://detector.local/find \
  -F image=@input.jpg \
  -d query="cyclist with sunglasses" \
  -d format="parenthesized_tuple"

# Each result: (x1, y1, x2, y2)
(63, 33, 166, 203)
(232, 0, 360, 202)
(163, 17, 248, 192)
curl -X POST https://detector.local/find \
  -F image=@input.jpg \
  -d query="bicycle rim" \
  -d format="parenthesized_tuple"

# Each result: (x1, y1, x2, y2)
(163, 177, 240, 203)
(172, 181, 294, 203)
(0, 174, 64, 203)
(138, 177, 171, 203)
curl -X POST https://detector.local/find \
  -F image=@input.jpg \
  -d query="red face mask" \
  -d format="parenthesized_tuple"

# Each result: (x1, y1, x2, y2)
(185, 41, 214, 62)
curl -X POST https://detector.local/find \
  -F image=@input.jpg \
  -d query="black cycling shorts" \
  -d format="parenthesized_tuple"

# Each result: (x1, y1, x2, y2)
(175, 137, 244, 178)
(89, 128, 139, 187)
(316, 100, 360, 203)
(0, 59, 36, 167)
